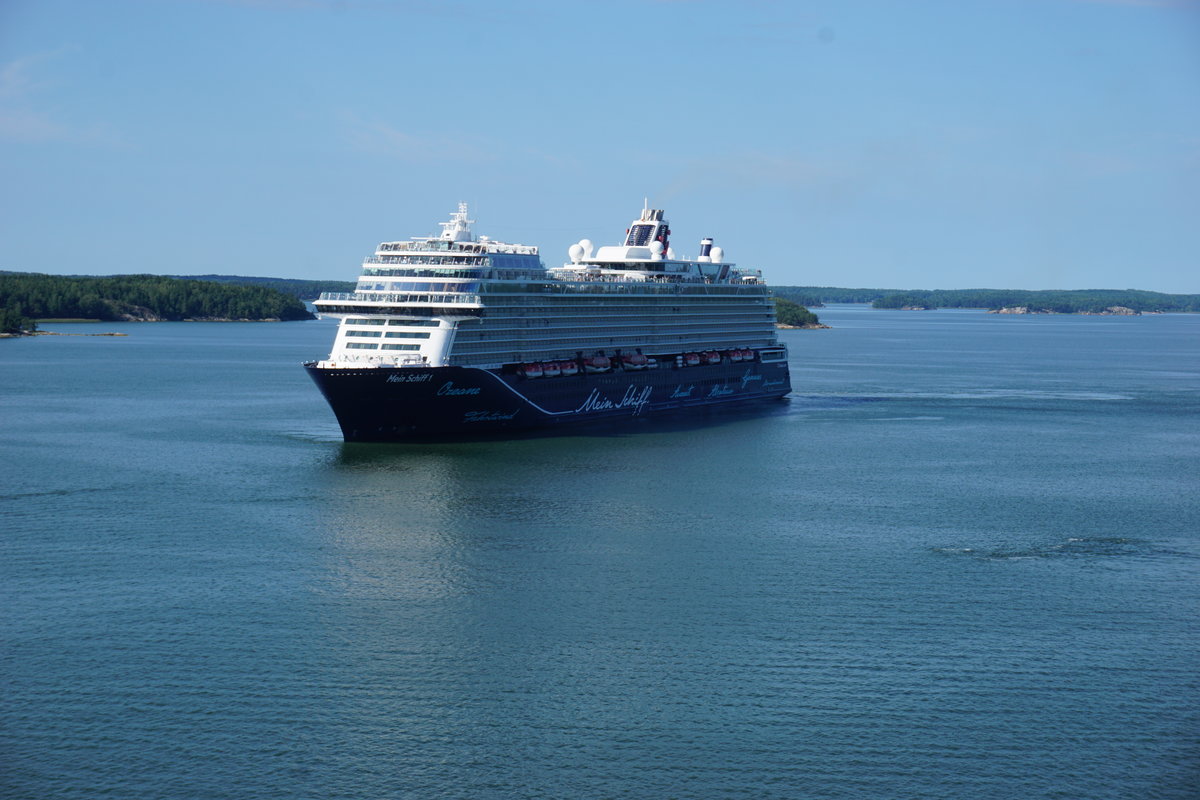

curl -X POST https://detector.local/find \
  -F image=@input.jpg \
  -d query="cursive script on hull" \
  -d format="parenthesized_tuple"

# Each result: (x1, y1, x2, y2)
(463, 410, 519, 423)
(387, 372, 432, 384)
(740, 370, 764, 389)
(438, 381, 481, 396)
(575, 385, 653, 414)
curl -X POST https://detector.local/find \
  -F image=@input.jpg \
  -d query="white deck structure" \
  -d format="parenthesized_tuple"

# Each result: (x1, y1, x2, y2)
(313, 204, 782, 369)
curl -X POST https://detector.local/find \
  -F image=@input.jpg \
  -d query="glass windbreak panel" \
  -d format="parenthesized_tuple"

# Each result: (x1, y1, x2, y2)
(346, 318, 386, 325)
(346, 342, 379, 350)
(381, 344, 420, 351)
(489, 254, 544, 271)
(346, 330, 383, 337)
(384, 331, 431, 339)
(625, 224, 654, 246)
(388, 319, 441, 326)
(366, 267, 488, 278)
(383, 281, 481, 293)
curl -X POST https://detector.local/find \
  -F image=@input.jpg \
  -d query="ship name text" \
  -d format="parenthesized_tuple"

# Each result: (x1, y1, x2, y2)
(463, 410, 519, 423)
(740, 370, 764, 389)
(576, 385, 653, 414)
(438, 381, 482, 396)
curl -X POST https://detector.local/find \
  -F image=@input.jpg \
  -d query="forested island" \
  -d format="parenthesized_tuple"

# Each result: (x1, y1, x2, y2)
(0, 272, 314, 333)
(771, 286, 1199, 314)
(773, 287, 893, 306)
(868, 289, 1200, 314)
(172, 275, 355, 301)
(772, 298, 825, 328)
(6, 271, 1193, 336)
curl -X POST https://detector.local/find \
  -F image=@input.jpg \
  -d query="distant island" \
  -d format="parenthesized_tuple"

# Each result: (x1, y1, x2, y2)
(6, 272, 1194, 337)
(170, 274, 355, 301)
(773, 297, 826, 328)
(769, 287, 1199, 314)
(0, 272, 314, 334)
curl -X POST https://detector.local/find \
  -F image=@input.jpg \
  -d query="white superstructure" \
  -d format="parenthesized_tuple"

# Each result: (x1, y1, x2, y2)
(313, 203, 781, 369)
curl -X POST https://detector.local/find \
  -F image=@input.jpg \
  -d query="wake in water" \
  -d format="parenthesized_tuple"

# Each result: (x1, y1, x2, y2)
(931, 536, 1194, 562)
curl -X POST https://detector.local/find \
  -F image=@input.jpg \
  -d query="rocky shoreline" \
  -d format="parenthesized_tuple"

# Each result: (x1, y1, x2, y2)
(989, 306, 1142, 316)
(0, 330, 128, 338)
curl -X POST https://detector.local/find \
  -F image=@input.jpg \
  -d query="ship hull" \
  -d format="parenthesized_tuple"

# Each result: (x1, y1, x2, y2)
(305, 359, 792, 442)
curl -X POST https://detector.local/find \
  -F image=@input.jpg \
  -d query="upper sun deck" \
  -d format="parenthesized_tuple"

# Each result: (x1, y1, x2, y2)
(376, 240, 539, 256)
(373, 203, 538, 258)
(550, 205, 764, 285)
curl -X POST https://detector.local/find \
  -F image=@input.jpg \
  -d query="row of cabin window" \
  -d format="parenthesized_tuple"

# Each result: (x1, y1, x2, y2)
(373, 254, 539, 268)
(378, 256, 489, 265)
(456, 316, 773, 330)
(450, 333, 771, 353)
(456, 321, 771, 339)
(344, 331, 432, 339)
(345, 318, 440, 326)
(358, 281, 481, 293)
(363, 267, 548, 280)
(345, 342, 421, 351)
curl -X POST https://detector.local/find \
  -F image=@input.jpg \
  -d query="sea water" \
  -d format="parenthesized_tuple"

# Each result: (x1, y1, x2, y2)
(2, 306, 1197, 799)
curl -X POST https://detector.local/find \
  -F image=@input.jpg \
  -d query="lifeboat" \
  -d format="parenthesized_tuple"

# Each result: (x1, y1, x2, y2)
(704, 351, 722, 365)
(741, 349, 755, 361)
(541, 361, 561, 377)
(727, 350, 744, 362)
(522, 363, 544, 379)
(622, 353, 649, 370)
(683, 352, 701, 367)
(559, 359, 579, 377)
(583, 355, 611, 373)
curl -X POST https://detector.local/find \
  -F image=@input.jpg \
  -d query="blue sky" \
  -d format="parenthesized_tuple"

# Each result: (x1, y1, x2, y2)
(2, 0, 1197, 292)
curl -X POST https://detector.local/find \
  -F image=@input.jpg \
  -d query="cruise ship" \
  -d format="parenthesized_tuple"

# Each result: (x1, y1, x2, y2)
(305, 204, 792, 441)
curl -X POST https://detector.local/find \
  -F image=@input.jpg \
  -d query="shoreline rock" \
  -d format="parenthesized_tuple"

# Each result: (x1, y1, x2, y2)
(1081, 306, 1140, 316)
(990, 307, 1053, 314)
(990, 305, 1143, 316)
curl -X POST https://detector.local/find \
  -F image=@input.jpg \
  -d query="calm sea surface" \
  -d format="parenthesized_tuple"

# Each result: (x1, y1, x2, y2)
(2, 306, 1197, 799)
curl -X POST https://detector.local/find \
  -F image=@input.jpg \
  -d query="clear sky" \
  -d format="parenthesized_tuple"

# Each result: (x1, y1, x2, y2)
(2, 0, 1197, 292)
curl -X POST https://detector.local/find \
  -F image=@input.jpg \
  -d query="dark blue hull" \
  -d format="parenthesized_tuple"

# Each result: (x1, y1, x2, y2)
(305, 358, 791, 442)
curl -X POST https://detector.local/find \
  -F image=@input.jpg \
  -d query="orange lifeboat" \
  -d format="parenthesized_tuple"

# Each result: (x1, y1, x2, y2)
(622, 353, 649, 370)
(522, 363, 544, 379)
(559, 359, 579, 377)
(541, 361, 561, 377)
(584, 355, 611, 374)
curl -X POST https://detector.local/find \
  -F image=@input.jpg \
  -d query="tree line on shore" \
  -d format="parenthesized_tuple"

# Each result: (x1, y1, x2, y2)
(0, 272, 314, 332)
(172, 275, 355, 301)
(775, 286, 1200, 313)
(868, 288, 1200, 313)
(772, 298, 821, 327)
(6, 271, 1191, 335)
